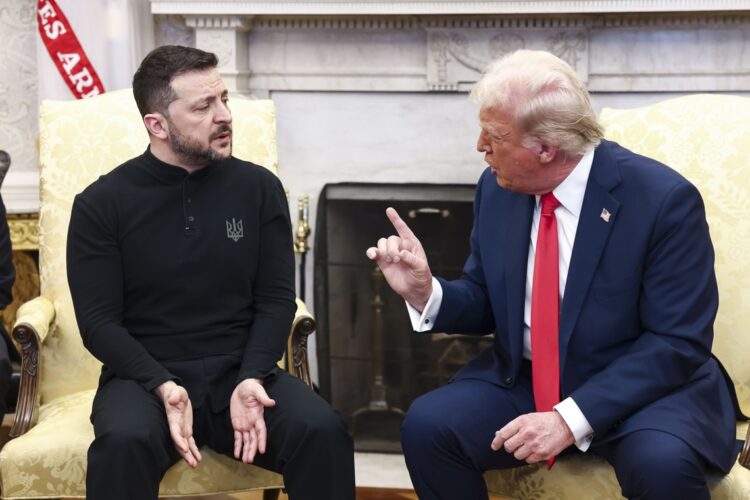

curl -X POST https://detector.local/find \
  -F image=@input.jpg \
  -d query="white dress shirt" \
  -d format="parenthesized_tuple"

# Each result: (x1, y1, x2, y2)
(407, 149, 596, 451)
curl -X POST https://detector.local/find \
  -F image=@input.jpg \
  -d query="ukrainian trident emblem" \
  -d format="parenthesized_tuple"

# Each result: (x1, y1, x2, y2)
(226, 218, 244, 242)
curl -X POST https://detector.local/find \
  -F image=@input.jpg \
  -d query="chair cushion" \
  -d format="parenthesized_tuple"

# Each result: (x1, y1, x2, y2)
(485, 423, 750, 499)
(0, 389, 283, 498)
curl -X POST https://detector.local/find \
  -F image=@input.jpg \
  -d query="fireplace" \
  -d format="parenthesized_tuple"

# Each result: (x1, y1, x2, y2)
(314, 183, 493, 452)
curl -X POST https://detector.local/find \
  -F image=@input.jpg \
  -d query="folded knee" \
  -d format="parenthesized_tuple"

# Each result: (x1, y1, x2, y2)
(91, 426, 167, 460)
(289, 408, 351, 449)
(401, 395, 451, 451)
(614, 439, 707, 498)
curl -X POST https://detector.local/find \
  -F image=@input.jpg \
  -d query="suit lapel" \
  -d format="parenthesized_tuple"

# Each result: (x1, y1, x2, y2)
(502, 192, 534, 364)
(559, 142, 621, 373)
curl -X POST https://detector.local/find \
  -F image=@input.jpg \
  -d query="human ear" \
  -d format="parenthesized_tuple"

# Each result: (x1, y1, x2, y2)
(143, 113, 168, 139)
(538, 143, 558, 164)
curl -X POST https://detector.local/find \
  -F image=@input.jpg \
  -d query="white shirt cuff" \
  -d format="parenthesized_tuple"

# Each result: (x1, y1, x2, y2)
(406, 278, 443, 332)
(554, 397, 594, 452)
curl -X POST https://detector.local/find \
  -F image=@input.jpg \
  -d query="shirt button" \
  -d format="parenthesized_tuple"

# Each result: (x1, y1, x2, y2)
(187, 198, 192, 203)
(424, 319, 430, 324)
(188, 216, 194, 221)
(504, 376, 513, 385)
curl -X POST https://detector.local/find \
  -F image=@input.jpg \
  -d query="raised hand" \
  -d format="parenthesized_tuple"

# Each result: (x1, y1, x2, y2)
(156, 381, 202, 468)
(230, 378, 276, 464)
(365, 207, 433, 311)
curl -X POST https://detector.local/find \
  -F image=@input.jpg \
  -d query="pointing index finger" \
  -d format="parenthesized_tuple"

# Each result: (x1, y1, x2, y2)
(386, 207, 416, 240)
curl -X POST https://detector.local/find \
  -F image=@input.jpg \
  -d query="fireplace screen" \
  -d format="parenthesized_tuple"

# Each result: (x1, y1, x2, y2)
(314, 183, 493, 452)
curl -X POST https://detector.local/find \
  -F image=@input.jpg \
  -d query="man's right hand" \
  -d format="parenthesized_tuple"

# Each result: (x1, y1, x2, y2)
(154, 381, 202, 468)
(366, 207, 433, 311)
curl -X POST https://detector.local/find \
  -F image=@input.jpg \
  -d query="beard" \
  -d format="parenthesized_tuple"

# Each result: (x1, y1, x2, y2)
(168, 120, 232, 166)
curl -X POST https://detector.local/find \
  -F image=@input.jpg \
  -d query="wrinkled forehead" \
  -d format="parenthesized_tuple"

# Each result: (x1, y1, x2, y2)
(170, 68, 227, 103)
(479, 106, 515, 131)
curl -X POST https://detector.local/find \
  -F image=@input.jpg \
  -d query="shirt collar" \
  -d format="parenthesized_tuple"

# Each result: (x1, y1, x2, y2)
(539, 148, 595, 217)
(142, 146, 215, 183)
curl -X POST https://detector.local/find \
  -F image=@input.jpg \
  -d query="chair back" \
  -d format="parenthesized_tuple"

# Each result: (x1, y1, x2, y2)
(601, 94, 750, 415)
(37, 88, 278, 404)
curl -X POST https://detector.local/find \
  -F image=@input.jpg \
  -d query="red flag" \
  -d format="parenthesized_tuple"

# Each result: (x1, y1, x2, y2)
(37, 0, 106, 99)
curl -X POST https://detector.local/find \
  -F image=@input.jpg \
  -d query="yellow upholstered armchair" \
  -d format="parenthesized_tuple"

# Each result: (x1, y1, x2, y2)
(485, 94, 750, 498)
(0, 89, 314, 499)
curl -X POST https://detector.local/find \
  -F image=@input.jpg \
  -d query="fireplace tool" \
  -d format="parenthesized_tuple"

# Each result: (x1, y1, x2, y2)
(294, 195, 310, 301)
(351, 266, 405, 452)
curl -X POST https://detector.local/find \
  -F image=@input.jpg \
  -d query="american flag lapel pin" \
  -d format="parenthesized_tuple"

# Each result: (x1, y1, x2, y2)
(600, 208, 611, 223)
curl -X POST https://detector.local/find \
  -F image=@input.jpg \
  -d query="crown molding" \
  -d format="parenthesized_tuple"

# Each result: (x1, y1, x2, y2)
(151, 1, 750, 16)
(245, 13, 750, 30)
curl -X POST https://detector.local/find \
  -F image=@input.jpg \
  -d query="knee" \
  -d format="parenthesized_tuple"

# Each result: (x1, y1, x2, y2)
(290, 407, 352, 452)
(615, 437, 707, 498)
(401, 393, 450, 454)
(90, 425, 169, 466)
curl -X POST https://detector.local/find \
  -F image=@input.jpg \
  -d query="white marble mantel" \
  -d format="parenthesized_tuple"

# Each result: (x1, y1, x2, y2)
(152, 1, 750, 97)
(151, 0, 750, 15)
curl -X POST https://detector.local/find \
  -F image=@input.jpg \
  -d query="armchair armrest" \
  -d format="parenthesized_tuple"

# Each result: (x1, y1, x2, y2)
(9, 296, 56, 438)
(741, 425, 750, 469)
(288, 298, 315, 389)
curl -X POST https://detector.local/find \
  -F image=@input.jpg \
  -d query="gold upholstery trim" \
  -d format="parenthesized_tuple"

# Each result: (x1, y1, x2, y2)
(7, 214, 38, 252)
(2, 213, 40, 347)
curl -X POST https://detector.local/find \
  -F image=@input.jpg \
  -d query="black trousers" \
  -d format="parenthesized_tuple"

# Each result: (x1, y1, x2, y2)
(87, 370, 355, 500)
(0, 338, 12, 416)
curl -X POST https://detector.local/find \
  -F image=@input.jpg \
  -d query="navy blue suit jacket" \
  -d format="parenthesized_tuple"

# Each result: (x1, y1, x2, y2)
(432, 140, 739, 472)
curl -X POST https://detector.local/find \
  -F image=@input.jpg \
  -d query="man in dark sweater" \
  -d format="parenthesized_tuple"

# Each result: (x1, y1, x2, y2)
(67, 45, 355, 500)
(0, 179, 16, 418)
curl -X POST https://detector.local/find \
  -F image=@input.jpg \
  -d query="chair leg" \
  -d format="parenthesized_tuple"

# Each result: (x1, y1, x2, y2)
(262, 488, 281, 500)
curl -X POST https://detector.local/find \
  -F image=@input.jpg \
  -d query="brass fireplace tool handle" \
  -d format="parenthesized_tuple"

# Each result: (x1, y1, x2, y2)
(294, 194, 310, 255)
(294, 194, 311, 300)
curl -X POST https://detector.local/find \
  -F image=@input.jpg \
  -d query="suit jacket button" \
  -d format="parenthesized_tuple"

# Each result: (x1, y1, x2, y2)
(504, 376, 513, 385)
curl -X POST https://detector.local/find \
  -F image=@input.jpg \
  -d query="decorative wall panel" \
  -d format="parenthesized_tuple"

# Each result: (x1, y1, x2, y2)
(0, 0, 38, 213)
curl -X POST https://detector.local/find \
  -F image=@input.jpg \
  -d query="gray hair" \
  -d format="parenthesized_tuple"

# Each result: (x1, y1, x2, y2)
(470, 49, 603, 156)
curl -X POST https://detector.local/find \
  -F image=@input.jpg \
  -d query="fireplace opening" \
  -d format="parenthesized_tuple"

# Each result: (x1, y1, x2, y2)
(314, 183, 493, 452)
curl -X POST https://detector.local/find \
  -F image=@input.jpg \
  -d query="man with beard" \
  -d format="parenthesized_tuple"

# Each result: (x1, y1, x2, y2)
(67, 45, 355, 500)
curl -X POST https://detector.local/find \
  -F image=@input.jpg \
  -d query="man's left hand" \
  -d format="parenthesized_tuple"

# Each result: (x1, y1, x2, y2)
(230, 378, 276, 464)
(491, 411, 575, 464)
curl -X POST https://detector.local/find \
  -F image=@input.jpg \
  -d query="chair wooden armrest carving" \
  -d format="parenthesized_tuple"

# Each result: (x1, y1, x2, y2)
(8, 296, 55, 438)
(740, 426, 750, 469)
(290, 298, 315, 389)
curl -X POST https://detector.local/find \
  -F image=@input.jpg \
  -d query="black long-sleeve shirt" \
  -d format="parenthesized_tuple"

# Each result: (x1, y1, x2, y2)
(0, 194, 16, 362)
(0, 195, 14, 309)
(67, 148, 296, 401)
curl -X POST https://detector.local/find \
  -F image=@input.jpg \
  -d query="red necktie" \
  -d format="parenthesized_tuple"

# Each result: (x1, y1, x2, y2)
(531, 192, 561, 469)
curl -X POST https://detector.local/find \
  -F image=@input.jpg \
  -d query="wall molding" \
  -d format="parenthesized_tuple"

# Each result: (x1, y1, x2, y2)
(242, 13, 750, 30)
(151, 1, 750, 16)
(169, 10, 749, 94)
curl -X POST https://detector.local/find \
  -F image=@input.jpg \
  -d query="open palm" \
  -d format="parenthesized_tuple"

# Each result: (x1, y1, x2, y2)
(230, 379, 276, 464)
(163, 385, 201, 468)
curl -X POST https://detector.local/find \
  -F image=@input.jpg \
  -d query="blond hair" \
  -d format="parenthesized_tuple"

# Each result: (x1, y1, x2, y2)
(470, 50, 603, 156)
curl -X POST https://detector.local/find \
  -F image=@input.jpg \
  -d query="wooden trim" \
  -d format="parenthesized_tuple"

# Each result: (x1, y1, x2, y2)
(740, 424, 750, 469)
(289, 315, 315, 389)
(9, 323, 41, 438)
